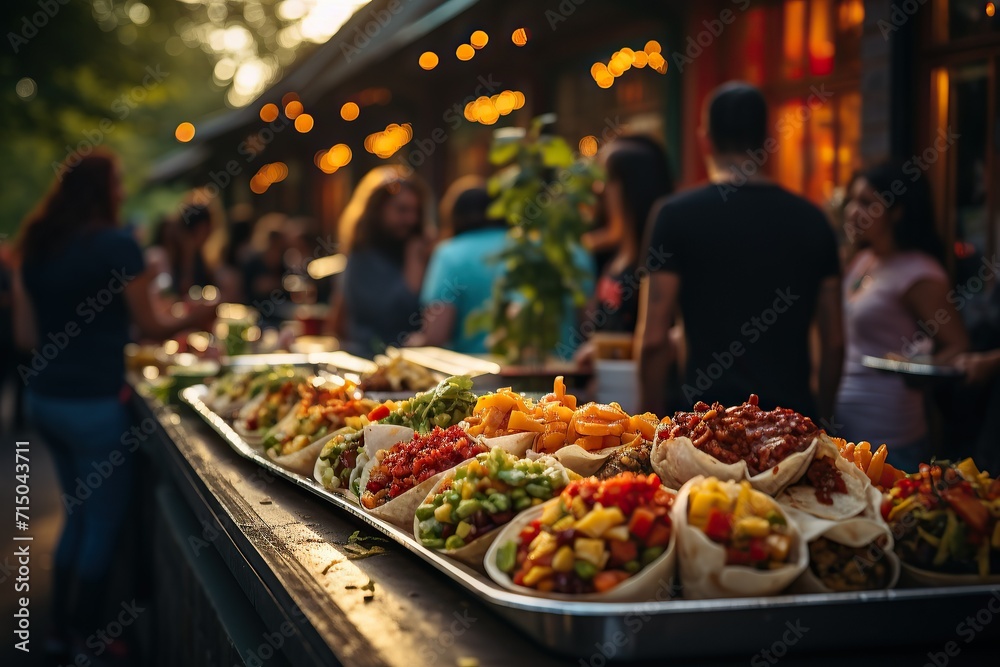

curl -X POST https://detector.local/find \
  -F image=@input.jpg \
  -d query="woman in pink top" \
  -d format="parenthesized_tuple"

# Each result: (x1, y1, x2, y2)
(835, 162, 968, 472)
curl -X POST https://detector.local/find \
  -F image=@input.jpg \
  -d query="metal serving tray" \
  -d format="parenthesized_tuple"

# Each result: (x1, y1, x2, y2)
(180, 385, 1000, 661)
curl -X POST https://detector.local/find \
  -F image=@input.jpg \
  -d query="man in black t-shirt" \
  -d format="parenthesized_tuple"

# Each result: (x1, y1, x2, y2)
(637, 82, 843, 422)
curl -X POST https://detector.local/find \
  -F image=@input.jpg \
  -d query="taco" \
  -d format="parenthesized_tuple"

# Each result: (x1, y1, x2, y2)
(486, 473, 677, 601)
(673, 476, 807, 599)
(358, 425, 488, 527)
(651, 395, 822, 496)
(414, 448, 578, 565)
(781, 482, 898, 592)
(777, 438, 870, 520)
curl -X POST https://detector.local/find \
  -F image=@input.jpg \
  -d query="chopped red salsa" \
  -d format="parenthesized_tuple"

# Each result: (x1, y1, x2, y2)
(658, 394, 820, 475)
(805, 457, 846, 505)
(362, 425, 487, 509)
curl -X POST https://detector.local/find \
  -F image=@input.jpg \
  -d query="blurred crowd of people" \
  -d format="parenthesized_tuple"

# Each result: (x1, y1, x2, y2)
(2, 79, 1000, 660)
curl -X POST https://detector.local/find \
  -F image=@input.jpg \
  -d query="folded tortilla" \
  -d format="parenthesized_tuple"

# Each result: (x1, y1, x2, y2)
(784, 484, 900, 593)
(313, 436, 356, 496)
(267, 430, 338, 477)
(413, 453, 577, 567)
(672, 476, 808, 599)
(777, 438, 870, 520)
(484, 498, 678, 602)
(652, 434, 821, 497)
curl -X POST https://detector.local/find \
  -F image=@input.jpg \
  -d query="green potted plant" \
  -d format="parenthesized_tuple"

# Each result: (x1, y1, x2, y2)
(467, 116, 601, 365)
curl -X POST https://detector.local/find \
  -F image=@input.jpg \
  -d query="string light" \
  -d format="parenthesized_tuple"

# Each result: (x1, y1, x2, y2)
(340, 102, 359, 121)
(260, 103, 279, 122)
(175, 122, 195, 142)
(418, 51, 439, 70)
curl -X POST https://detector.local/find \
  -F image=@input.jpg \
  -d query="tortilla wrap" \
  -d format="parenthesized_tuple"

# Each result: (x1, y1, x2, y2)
(479, 432, 537, 458)
(312, 429, 366, 497)
(413, 453, 577, 567)
(651, 434, 821, 497)
(352, 423, 417, 498)
(484, 497, 678, 601)
(672, 476, 808, 599)
(232, 392, 268, 447)
(784, 485, 899, 593)
(545, 444, 621, 477)
(364, 472, 449, 529)
(777, 438, 870, 520)
(267, 431, 338, 476)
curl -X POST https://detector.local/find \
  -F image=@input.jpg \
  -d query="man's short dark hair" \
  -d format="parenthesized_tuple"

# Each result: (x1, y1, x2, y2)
(707, 81, 767, 154)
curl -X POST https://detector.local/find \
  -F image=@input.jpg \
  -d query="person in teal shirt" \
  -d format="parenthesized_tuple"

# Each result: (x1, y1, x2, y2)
(409, 183, 594, 358)
(411, 185, 506, 353)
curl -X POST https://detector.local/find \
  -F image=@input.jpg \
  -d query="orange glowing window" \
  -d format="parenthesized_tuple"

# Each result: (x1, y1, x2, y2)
(808, 0, 835, 76)
(783, 0, 806, 80)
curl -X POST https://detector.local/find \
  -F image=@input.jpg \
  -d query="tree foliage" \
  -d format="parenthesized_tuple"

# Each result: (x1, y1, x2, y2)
(467, 117, 601, 363)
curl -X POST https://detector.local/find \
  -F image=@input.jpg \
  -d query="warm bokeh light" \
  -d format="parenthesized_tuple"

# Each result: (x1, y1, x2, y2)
(340, 101, 360, 121)
(464, 91, 524, 124)
(418, 51, 439, 70)
(596, 74, 613, 88)
(633, 51, 648, 68)
(512, 28, 528, 46)
(365, 123, 413, 158)
(260, 103, 279, 122)
(328, 143, 352, 167)
(251, 161, 290, 193)
(648, 51, 668, 74)
(644, 40, 661, 54)
(250, 175, 269, 194)
(175, 122, 196, 142)
(988, 2, 996, 17)
(15, 77, 37, 100)
(294, 113, 314, 132)
(317, 152, 338, 174)
(495, 91, 516, 114)
(470, 30, 489, 49)
(579, 135, 598, 157)
(456, 43, 475, 61)
(284, 100, 304, 119)
(281, 92, 300, 107)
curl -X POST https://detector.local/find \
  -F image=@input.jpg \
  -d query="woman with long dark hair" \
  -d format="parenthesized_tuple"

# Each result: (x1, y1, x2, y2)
(327, 167, 430, 356)
(834, 161, 968, 470)
(589, 136, 675, 334)
(13, 150, 215, 658)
